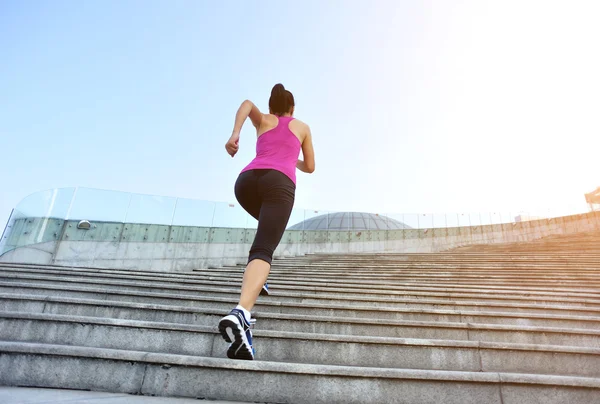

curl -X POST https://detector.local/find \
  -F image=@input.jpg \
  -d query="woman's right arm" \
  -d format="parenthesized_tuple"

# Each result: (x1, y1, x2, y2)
(297, 125, 315, 173)
(231, 100, 263, 134)
(226, 100, 263, 157)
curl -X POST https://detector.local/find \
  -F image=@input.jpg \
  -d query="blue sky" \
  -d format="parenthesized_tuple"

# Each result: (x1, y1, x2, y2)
(1, 0, 599, 230)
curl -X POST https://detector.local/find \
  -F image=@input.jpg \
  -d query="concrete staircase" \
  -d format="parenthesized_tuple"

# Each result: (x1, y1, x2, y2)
(1, 235, 600, 403)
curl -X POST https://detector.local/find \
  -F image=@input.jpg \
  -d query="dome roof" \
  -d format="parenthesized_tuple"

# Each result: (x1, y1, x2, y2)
(288, 212, 412, 231)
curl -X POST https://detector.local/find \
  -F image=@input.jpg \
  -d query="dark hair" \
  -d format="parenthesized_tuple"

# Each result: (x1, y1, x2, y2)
(269, 83, 295, 116)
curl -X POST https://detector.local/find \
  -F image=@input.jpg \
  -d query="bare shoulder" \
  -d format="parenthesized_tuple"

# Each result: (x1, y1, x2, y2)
(262, 114, 279, 126)
(289, 118, 310, 143)
(291, 117, 308, 127)
(257, 114, 280, 136)
(290, 118, 311, 134)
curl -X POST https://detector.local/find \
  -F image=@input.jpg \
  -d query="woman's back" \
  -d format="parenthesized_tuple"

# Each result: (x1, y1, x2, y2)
(242, 115, 303, 184)
(258, 114, 309, 144)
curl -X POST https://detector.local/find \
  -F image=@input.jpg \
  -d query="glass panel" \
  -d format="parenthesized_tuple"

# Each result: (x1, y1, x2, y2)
(212, 201, 252, 229)
(172, 198, 216, 227)
(398, 213, 418, 230)
(124, 193, 177, 225)
(536, 209, 550, 220)
(352, 212, 366, 230)
(68, 187, 130, 222)
(366, 212, 378, 230)
(378, 213, 389, 231)
(322, 210, 335, 243)
(12, 187, 600, 257)
(287, 206, 306, 230)
(329, 211, 343, 230)
(418, 214, 433, 229)
(15, 187, 76, 219)
(454, 213, 464, 228)
(303, 208, 326, 231)
(479, 212, 492, 226)
(515, 211, 532, 223)
(373, 212, 389, 231)
(487, 212, 500, 225)
(432, 213, 447, 229)
(469, 212, 482, 227)
(446, 213, 461, 228)
(499, 212, 512, 225)
(245, 211, 259, 229)
(339, 212, 351, 232)
(546, 208, 562, 220)
(323, 210, 332, 232)
(0, 209, 19, 255)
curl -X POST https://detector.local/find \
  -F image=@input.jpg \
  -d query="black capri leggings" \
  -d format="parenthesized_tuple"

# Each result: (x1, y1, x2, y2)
(234, 169, 296, 265)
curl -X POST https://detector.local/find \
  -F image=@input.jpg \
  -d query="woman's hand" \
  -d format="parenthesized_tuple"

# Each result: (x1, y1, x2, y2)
(225, 134, 240, 157)
(226, 100, 263, 158)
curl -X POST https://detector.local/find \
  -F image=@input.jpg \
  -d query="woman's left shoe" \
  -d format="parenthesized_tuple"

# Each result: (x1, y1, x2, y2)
(218, 308, 256, 360)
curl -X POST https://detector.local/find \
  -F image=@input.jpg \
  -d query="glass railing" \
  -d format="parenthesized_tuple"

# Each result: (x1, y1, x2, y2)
(1, 186, 597, 256)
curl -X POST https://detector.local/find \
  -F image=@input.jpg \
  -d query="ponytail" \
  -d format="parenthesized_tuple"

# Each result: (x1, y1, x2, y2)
(269, 83, 295, 115)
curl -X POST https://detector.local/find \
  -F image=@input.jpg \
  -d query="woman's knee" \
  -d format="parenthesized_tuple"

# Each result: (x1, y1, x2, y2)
(248, 248, 274, 265)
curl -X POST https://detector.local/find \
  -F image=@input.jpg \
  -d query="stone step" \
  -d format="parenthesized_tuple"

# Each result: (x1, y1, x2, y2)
(5, 280, 600, 317)
(243, 262, 600, 272)
(2, 272, 600, 308)
(2, 293, 599, 347)
(312, 250, 600, 256)
(8, 259, 600, 273)
(179, 274, 600, 295)
(1, 341, 599, 404)
(3, 270, 600, 299)
(8, 265, 600, 291)
(268, 269, 600, 279)
(272, 258, 600, 265)
(454, 249, 600, 254)
(13, 265, 600, 285)
(263, 257, 600, 264)
(275, 261, 600, 268)
(219, 266, 600, 280)
(212, 270, 600, 286)
(2, 284, 599, 330)
(273, 267, 600, 273)
(278, 254, 600, 261)
(2, 311, 600, 377)
(268, 263, 600, 271)
(9, 262, 600, 280)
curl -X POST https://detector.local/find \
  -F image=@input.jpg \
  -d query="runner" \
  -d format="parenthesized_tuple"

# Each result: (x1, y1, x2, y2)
(219, 83, 316, 360)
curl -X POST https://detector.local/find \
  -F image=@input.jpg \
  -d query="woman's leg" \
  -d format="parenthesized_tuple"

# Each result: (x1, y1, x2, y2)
(220, 170, 294, 360)
(234, 171, 269, 302)
(218, 171, 263, 360)
(238, 259, 271, 311)
(238, 170, 295, 311)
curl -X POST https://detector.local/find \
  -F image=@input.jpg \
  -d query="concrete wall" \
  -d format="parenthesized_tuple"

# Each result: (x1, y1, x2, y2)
(1, 211, 599, 271)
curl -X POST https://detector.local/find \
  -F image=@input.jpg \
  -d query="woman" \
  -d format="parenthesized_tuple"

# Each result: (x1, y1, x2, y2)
(219, 83, 315, 360)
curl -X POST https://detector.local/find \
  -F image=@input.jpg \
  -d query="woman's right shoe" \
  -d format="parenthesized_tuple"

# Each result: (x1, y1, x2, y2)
(218, 308, 256, 360)
(260, 282, 270, 296)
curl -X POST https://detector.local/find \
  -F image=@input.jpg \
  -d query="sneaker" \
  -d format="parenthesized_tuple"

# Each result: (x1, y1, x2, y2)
(260, 282, 270, 296)
(218, 309, 256, 360)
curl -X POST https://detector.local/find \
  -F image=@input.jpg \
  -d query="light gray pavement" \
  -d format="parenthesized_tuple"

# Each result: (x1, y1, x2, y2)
(0, 387, 250, 404)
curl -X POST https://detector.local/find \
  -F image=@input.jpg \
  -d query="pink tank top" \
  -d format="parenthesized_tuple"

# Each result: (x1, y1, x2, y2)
(241, 116, 302, 184)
